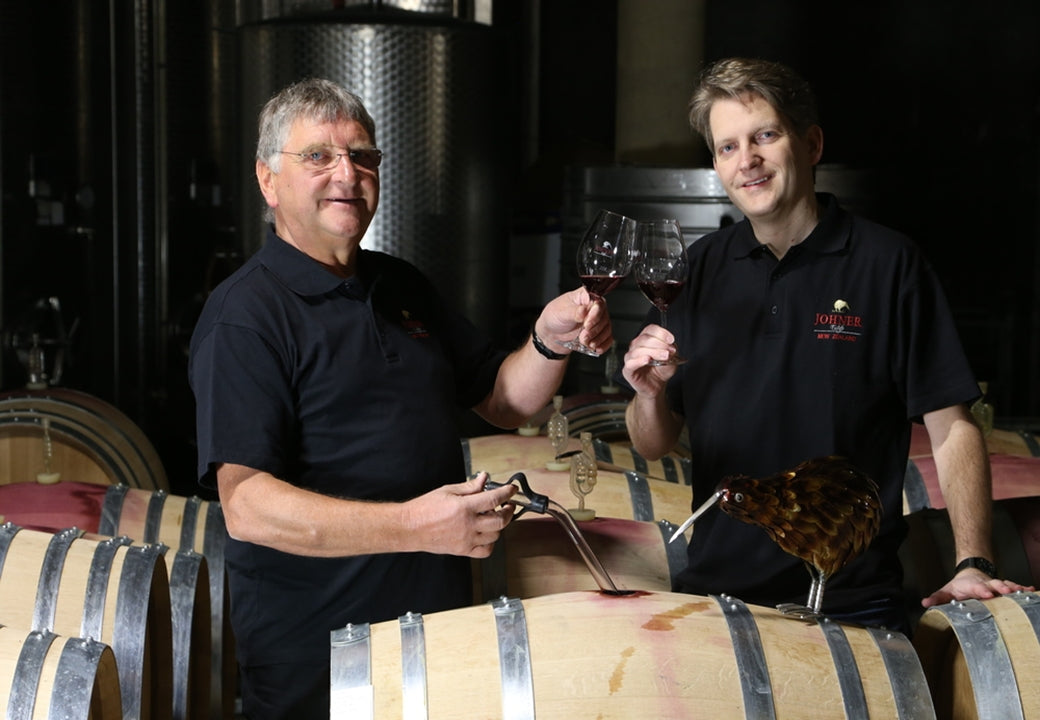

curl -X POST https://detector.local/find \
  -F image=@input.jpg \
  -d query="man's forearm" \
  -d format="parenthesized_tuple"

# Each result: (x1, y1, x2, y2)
(925, 405, 995, 566)
(625, 391, 683, 460)
(475, 332, 569, 428)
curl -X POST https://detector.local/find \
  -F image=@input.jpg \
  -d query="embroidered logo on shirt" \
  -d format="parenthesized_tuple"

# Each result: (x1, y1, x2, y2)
(401, 309, 430, 339)
(813, 299, 863, 343)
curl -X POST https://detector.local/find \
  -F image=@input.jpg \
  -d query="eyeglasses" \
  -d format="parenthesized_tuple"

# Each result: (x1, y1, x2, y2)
(278, 146, 383, 172)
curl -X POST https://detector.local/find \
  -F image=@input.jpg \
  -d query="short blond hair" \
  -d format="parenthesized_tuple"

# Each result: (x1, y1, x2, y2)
(688, 57, 818, 152)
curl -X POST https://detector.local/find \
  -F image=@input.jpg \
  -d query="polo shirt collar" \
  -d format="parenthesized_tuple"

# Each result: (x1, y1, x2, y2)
(733, 192, 851, 259)
(257, 225, 371, 298)
(801, 193, 851, 255)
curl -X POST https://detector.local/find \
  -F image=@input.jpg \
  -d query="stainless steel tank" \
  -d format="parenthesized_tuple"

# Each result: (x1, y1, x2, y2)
(238, 14, 506, 334)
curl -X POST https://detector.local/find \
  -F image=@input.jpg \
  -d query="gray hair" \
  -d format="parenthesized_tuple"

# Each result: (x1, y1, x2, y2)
(255, 78, 377, 222)
(688, 57, 818, 153)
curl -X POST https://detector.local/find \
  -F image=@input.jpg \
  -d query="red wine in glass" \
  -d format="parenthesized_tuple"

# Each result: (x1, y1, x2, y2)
(635, 219, 688, 366)
(558, 210, 637, 356)
(636, 278, 685, 312)
(581, 275, 625, 297)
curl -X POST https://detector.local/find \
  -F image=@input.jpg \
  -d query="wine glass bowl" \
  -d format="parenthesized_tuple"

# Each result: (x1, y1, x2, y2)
(635, 219, 688, 366)
(559, 209, 637, 356)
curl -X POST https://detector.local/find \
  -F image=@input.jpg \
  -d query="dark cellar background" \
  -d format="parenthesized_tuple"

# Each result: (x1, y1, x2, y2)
(1, 0, 1038, 495)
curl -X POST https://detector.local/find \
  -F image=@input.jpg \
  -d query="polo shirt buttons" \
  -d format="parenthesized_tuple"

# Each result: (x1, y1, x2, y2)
(770, 305, 778, 315)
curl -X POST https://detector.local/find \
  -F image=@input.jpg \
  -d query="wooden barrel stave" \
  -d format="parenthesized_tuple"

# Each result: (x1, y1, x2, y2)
(474, 516, 681, 603)
(77, 531, 213, 720)
(484, 466, 693, 527)
(914, 592, 1040, 719)
(0, 625, 123, 720)
(904, 453, 1040, 515)
(462, 433, 580, 477)
(0, 388, 168, 490)
(462, 432, 691, 486)
(0, 523, 172, 720)
(984, 428, 1040, 457)
(99, 485, 235, 719)
(592, 438, 692, 485)
(517, 393, 632, 440)
(0, 480, 107, 533)
(0, 481, 234, 719)
(331, 590, 934, 719)
(165, 549, 211, 720)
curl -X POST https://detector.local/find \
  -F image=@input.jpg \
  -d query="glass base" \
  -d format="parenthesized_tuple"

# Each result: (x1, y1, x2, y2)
(557, 337, 602, 357)
(648, 354, 687, 367)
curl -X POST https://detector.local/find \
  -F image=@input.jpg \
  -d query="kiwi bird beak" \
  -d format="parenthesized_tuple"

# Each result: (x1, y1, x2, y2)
(668, 489, 724, 543)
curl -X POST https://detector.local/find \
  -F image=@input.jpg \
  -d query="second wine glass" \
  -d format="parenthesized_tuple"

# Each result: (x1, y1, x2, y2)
(559, 209, 637, 357)
(635, 219, 688, 366)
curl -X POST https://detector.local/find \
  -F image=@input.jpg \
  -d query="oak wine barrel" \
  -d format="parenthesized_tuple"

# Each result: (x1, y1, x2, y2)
(591, 438, 692, 485)
(462, 432, 581, 477)
(518, 393, 633, 441)
(0, 480, 107, 533)
(142, 545, 210, 720)
(331, 590, 935, 719)
(0, 523, 172, 720)
(462, 432, 691, 485)
(98, 485, 235, 720)
(0, 388, 168, 490)
(0, 482, 233, 718)
(914, 592, 1040, 719)
(983, 428, 1040, 457)
(473, 516, 683, 603)
(488, 466, 692, 526)
(0, 624, 123, 720)
(903, 453, 1040, 516)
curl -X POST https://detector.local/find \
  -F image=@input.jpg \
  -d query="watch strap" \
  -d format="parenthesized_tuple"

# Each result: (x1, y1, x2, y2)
(531, 327, 568, 360)
(955, 556, 997, 578)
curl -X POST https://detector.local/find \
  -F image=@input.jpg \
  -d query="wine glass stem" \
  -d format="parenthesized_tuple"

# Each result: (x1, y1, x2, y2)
(660, 308, 668, 332)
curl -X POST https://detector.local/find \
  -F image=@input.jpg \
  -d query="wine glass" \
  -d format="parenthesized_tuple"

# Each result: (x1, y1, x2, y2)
(635, 219, 688, 366)
(558, 209, 637, 356)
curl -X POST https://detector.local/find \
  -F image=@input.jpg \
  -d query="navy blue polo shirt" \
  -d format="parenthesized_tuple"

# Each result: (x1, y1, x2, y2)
(659, 194, 979, 617)
(189, 227, 505, 666)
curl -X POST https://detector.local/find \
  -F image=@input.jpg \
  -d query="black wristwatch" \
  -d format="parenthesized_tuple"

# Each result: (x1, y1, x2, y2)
(531, 327, 568, 360)
(955, 556, 997, 578)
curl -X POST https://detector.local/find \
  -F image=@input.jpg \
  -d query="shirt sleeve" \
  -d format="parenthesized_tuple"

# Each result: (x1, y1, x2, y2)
(189, 320, 296, 487)
(896, 248, 981, 418)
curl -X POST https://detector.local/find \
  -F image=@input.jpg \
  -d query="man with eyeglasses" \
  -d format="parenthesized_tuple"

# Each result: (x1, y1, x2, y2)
(188, 78, 611, 718)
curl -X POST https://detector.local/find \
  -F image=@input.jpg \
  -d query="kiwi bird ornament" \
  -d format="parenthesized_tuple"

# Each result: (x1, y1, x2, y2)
(669, 456, 882, 618)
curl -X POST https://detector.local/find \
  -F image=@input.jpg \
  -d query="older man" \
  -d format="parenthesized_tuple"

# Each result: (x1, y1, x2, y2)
(189, 78, 612, 718)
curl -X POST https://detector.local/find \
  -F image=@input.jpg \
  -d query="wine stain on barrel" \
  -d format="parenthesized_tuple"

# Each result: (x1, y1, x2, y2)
(608, 646, 636, 694)
(641, 600, 713, 632)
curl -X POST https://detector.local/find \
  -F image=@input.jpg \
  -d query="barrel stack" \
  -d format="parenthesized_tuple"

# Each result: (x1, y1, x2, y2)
(0, 388, 235, 719)
(3, 389, 1039, 718)
(339, 392, 1039, 719)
